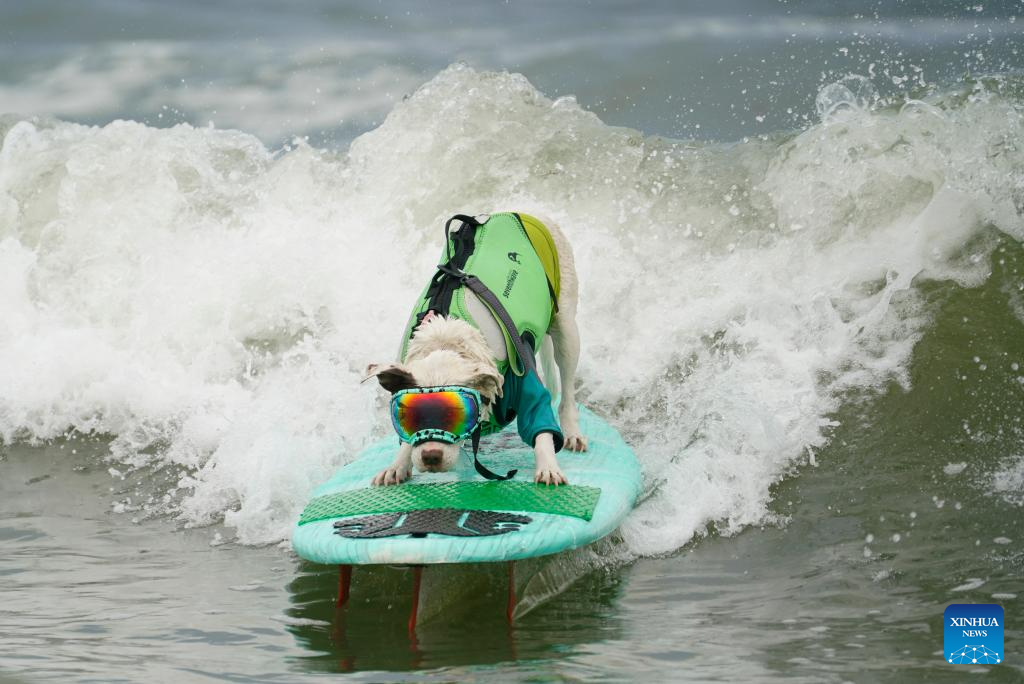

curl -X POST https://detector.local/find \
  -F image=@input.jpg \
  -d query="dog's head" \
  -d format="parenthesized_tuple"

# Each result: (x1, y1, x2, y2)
(365, 351, 502, 474)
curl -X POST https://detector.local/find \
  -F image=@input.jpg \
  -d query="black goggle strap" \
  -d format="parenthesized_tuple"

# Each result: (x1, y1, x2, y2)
(471, 424, 517, 481)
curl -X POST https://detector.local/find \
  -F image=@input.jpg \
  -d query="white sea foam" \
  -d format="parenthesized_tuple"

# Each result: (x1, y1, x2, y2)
(270, 615, 331, 627)
(951, 578, 987, 592)
(989, 454, 1024, 507)
(1, 65, 1022, 551)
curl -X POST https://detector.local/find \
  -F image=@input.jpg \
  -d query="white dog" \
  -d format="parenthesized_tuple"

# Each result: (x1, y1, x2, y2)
(365, 212, 587, 486)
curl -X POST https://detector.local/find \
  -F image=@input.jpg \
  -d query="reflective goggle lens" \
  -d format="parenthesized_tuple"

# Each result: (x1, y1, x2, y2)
(390, 387, 480, 443)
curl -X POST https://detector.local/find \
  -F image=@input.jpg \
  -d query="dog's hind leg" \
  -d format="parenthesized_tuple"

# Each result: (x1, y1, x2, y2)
(547, 233, 587, 452)
(550, 308, 587, 452)
(524, 212, 587, 451)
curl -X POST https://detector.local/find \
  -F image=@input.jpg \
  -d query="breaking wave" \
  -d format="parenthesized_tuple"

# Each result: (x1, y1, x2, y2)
(1, 64, 1022, 552)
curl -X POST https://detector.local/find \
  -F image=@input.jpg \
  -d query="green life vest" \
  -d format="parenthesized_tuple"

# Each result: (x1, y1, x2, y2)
(400, 212, 561, 376)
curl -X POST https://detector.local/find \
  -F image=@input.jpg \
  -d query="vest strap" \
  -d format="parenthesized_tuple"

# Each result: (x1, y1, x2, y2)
(415, 215, 482, 329)
(471, 425, 518, 481)
(458, 273, 538, 375)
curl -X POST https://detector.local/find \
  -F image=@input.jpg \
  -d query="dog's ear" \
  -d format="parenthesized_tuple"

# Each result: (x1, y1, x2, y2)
(363, 363, 418, 394)
(465, 367, 504, 403)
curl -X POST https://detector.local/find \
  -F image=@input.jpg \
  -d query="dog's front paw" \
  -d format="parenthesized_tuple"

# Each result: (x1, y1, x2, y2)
(534, 466, 568, 486)
(564, 433, 588, 452)
(372, 465, 411, 486)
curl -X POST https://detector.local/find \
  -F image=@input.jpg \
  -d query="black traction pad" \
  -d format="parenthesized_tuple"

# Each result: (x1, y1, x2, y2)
(333, 508, 533, 539)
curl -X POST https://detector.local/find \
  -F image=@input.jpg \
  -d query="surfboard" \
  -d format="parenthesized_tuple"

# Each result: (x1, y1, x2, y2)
(292, 405, 641, 565)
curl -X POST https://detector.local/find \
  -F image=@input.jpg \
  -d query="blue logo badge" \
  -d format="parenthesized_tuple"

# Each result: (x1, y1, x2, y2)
(944, 604, 1004, 665)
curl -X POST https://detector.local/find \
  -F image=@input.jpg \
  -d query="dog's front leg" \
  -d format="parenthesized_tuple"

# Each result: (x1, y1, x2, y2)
(372, 442, 413, 486)
(533, 432, 567, 485)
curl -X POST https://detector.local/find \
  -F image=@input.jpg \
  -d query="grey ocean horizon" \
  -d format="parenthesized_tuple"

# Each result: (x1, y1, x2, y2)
(3, 0, 1022, 146)
(1, 1, 1023, 682)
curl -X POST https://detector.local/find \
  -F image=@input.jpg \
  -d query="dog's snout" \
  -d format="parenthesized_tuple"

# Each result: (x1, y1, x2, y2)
(421, 448, 443, 466)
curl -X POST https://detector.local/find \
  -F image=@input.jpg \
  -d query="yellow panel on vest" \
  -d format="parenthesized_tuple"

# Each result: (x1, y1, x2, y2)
(517, 213, 561, 305)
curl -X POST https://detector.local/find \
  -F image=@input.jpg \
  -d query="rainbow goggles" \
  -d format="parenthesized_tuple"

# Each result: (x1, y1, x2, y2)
(389, 385, 482, 445)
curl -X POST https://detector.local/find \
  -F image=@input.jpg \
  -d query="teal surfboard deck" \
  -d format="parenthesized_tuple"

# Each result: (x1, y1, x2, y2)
(292, 405, 641, 565)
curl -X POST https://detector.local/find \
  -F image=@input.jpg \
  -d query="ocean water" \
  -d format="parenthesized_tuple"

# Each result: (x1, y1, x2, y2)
(1, 1, 1023, 681)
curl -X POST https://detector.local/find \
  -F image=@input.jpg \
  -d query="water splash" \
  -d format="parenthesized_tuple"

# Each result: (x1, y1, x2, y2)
(815, 74, 880, 121)
(1, 65, 1022, 551)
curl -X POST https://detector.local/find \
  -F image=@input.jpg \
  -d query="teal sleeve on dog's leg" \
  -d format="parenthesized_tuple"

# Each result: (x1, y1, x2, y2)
(508, 369, 565, 452)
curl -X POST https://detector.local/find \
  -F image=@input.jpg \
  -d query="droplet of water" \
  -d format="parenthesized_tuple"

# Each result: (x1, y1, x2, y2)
(815, 75, 879, 121)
